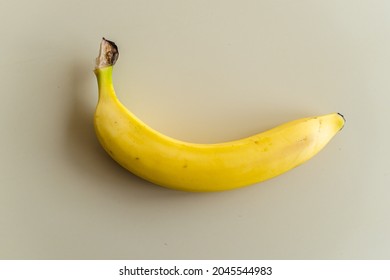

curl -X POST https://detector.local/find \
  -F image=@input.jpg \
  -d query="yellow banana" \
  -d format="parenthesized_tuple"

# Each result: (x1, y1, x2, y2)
(93, 38, 345, 192)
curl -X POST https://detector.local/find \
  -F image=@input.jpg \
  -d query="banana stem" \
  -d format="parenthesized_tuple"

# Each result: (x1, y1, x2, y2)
(95, 38, 119, 69)
(95, 66, 113, 90)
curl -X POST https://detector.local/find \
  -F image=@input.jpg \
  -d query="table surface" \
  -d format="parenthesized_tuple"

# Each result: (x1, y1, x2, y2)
(1, 0, 389, 259)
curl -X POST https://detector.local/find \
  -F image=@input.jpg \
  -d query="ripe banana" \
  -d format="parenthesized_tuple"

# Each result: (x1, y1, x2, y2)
(93, 38, 345, 192)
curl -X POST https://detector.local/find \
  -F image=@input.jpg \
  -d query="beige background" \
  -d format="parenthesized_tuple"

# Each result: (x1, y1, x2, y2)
(1, 0, 389, 259)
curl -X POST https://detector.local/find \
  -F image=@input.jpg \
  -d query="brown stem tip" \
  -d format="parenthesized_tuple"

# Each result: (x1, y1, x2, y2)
(95, 37, 119, 69)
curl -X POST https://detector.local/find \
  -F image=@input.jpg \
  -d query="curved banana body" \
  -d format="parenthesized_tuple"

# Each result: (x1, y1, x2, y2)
(93, 38, 345, 192)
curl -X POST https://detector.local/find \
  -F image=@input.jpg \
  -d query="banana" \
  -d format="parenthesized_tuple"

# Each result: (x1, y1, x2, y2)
(93, 38, 345, 192)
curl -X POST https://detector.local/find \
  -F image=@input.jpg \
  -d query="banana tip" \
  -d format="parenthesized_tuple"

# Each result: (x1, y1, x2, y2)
(95, 37, 119, 69)
(337, 112, 346, 130)
(337, 112, 345, 122)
